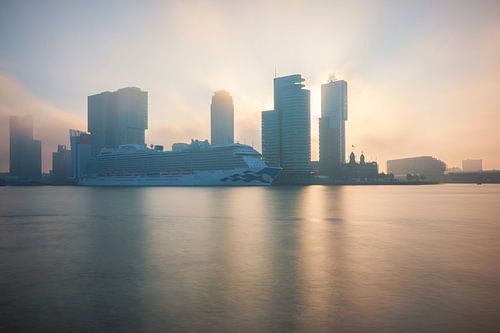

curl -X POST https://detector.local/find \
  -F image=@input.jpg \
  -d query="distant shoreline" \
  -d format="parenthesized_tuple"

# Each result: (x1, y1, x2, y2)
(3, 180, 500, 187)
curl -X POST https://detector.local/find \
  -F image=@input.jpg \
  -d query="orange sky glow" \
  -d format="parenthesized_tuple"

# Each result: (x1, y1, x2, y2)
(1, 1, 499, 172)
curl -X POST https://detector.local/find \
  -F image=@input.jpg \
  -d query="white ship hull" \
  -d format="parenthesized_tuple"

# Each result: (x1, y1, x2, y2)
(78, 167, 281, 186)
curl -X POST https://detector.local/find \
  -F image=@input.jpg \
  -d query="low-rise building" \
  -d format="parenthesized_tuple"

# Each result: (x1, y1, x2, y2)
(387, 156, 446, 181)
(341, 152, 378, 180)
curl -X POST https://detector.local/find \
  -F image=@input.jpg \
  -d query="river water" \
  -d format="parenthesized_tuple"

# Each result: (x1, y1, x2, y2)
(1, 184, 500, 332)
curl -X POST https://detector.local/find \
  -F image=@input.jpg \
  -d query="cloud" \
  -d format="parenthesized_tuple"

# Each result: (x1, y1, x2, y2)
(343, 10, 500, 171)
(0, 73, 84, 172)
(1, 1, 500, 173)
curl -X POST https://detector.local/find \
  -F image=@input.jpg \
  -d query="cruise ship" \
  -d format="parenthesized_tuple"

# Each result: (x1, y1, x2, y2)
(78, 140, 281, 186)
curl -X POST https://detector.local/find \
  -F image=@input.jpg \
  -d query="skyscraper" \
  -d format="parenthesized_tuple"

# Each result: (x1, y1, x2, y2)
(51, 145, 72, 183)
(69, 129, 91, 179)
(261, 110, 280, 166)
(210, 90, 234, 145)
(88, 87, 148, 156)
(262, 74, 311, 177)
(319, 77, 347, 178)
(9, 115, 42, 181)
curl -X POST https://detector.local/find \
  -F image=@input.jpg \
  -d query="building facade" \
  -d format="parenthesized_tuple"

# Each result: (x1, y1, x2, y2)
(69, 129, 91, 179)
(319, 78, 347, 178)
(261, 110, 280, 167)
(342, 152, 378, 180)
(9, 115, 42, 181)
(387, 156, 446, 181)
(88, 87, 148, 156)
(261, 74, 311, 179)
(445, 170, 500, 183)
(210, 90, 234, 146)
(172, 143, 189, 152)
(51, 145, 72, 183)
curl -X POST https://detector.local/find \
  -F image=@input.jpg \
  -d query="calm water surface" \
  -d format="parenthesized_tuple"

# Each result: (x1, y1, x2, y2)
(1, 184, 500, 332)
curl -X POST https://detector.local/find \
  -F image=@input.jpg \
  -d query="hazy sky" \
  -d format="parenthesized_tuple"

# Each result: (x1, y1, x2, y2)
(1, 0, 499, 172)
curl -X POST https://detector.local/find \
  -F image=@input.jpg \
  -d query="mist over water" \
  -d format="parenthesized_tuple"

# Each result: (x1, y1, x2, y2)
(1, 185, 500, 332)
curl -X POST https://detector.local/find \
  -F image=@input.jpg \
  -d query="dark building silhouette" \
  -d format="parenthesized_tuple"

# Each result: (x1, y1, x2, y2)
(261, 110, 280, 166)
(341, 151, 378, 180)
(210, 90, 234, 145)
(88, 87, 148, 156)
(319, 77, 347, 178)
(51, 145, 72, 183)
(69, 129, 91, 179)
(310, 160, 320, 174)
(387, 156, 446, 181)
(172, 142, 190, 152)
(9, 115, 41, 181)
(445, 170, 500, 183)
(262, 74, 311, 180)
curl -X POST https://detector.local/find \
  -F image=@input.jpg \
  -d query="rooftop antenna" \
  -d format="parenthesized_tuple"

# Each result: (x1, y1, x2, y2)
(328, 73, 336, 82)
(274, 66, 277, 78)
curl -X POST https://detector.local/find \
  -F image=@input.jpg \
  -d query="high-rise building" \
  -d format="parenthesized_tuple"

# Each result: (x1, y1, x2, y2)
(261, 74, 311, 176)
(69, 129, 91, 179)
(319, 77, 347, 178)
(51, 145, 72, 183)
(88, 87, 148, 156)
(9, 115, 42, 181)
(261, 110, 280, 166)
(210, 90, 234, 145)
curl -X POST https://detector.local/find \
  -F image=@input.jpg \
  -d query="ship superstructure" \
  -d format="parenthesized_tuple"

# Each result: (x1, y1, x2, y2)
(78, 140, 281, 186)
